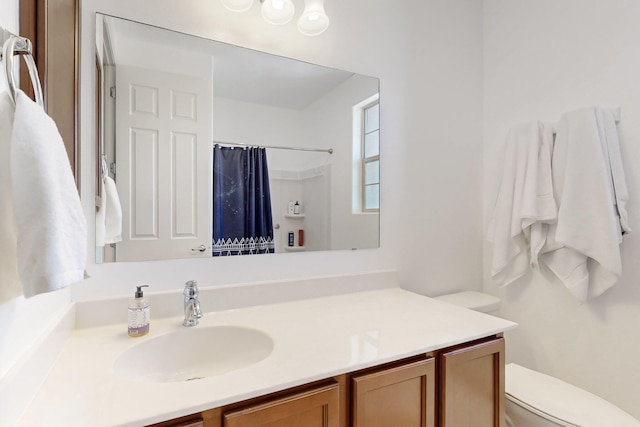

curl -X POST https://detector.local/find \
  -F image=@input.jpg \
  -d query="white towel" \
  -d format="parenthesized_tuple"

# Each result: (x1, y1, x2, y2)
(96, 156, 123, 247)
(0, 92, 21, 302)
(10, 90, 87, 298)
(488, 121, 556, 286)
(103, 175, 123, 244)
(539, 107, 628, 302)
(597, 108, 630, 235)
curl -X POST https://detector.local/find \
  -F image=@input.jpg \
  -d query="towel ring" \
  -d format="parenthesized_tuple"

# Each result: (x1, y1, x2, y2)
(1, 34, 44, 107)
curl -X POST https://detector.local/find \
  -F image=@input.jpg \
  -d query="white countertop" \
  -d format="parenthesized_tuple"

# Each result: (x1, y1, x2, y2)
(18, 288, 516, 427)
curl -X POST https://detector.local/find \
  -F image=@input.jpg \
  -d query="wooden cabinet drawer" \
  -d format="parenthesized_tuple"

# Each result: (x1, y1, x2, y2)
(223, 382, 340, 427)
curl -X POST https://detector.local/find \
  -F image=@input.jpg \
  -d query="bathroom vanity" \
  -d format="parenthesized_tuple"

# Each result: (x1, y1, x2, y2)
(16, 287, 516, 427)
(151, 336, 504, 427)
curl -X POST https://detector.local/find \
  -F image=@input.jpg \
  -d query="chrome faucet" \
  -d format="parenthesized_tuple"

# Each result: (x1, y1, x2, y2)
(183, 280, 203, 327)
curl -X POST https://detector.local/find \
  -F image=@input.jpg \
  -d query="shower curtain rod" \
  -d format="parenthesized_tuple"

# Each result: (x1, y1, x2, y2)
(214, 140, 333, 154)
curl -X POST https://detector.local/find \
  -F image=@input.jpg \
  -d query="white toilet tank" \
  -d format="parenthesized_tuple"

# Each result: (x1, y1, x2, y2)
(433, 291, 501, 314)
(506, 363, 640, 427)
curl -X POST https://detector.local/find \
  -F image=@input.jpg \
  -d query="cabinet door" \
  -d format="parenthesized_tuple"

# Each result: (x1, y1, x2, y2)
(148, 417, 204, 427)
(166, 421, 204, 427)
(147, 408, 221, 427)
(439, 337, 505, 427)
(352, 358, 436, 427)
(223, 382, 340, 427)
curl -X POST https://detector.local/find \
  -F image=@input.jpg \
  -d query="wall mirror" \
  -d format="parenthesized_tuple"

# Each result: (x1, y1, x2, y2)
(95, 14, 380, 263)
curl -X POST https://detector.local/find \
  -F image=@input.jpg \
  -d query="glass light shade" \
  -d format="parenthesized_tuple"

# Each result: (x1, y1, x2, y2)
(297, 0, 329, 36)
(221, 0, 254, 12)
(261, 0, 295, 25)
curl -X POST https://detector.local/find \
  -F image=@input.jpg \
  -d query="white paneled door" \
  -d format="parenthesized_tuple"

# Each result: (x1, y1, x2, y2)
(115, 66, 212, 262)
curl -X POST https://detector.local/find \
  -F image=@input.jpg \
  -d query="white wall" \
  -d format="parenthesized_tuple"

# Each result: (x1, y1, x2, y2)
(213, 96, 305, 171)
(397, 0, 485, 296)
(300, 171, 328, 250)
(483, 0, 640, 418)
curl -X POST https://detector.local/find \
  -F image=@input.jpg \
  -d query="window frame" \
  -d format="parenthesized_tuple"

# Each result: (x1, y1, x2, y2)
(360, 99, 380, 213)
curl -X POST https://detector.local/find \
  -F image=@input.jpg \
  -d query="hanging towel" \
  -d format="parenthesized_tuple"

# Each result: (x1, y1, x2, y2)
(10, 90, 87, 298)
(539, 107, 628, 302)
(488, 121, 557, 286)
(0, 92, 22, 301)
(597, 108, 630, 235)
(103, 173, 123, 244)
(96, 160, 123, 246)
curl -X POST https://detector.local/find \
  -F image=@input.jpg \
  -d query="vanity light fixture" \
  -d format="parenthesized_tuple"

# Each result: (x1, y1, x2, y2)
(297, 0, 329, 36)
(221, 0, 255, 13)
(219, 0, 329, 36)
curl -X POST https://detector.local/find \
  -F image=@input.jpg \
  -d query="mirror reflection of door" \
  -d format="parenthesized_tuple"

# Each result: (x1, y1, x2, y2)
(114, 66, 213, 262)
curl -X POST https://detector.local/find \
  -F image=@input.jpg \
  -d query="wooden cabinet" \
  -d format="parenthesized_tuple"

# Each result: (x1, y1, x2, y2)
(164, 421, 204, 427)
(438, 337, 505, 427)
(149, 410, 219, 427)
(348, 337, 504, 427)
(352, 358, 435, 427)
(149, 336, 505, 427)
(223, 382, 340, 427)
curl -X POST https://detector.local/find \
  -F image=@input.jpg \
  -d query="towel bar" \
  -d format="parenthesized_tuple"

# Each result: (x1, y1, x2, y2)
(0, 25, 44, 107)
(551, 107, 621, 134)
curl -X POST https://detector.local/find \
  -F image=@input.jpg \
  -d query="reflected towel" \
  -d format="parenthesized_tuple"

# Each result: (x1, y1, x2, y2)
(103, 175, 123, 244)
(96, 173, 122, 246)
(10, 90, 87, 298)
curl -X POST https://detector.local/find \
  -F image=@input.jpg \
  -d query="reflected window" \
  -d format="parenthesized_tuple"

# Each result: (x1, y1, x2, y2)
(353, 95, 380, 213)
(362, 101, 380, 211)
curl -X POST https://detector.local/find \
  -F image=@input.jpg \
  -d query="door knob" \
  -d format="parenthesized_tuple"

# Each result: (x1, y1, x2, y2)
(191, 245, 207, 252)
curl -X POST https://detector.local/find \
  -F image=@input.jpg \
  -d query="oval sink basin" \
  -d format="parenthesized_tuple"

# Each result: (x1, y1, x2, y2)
(113, 326, 274, 382)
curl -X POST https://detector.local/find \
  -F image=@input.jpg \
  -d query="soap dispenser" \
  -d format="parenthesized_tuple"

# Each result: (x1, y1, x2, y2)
(128, 285, 150, 337)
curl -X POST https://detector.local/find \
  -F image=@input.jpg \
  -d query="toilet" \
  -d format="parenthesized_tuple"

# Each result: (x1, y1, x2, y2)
(504, 363, 640, 427)
(434, 291, 640, 427)
(433, 290, 501, 314)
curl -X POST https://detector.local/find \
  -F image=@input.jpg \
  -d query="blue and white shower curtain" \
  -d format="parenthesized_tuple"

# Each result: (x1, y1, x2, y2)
(212, 144, 275, 256)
